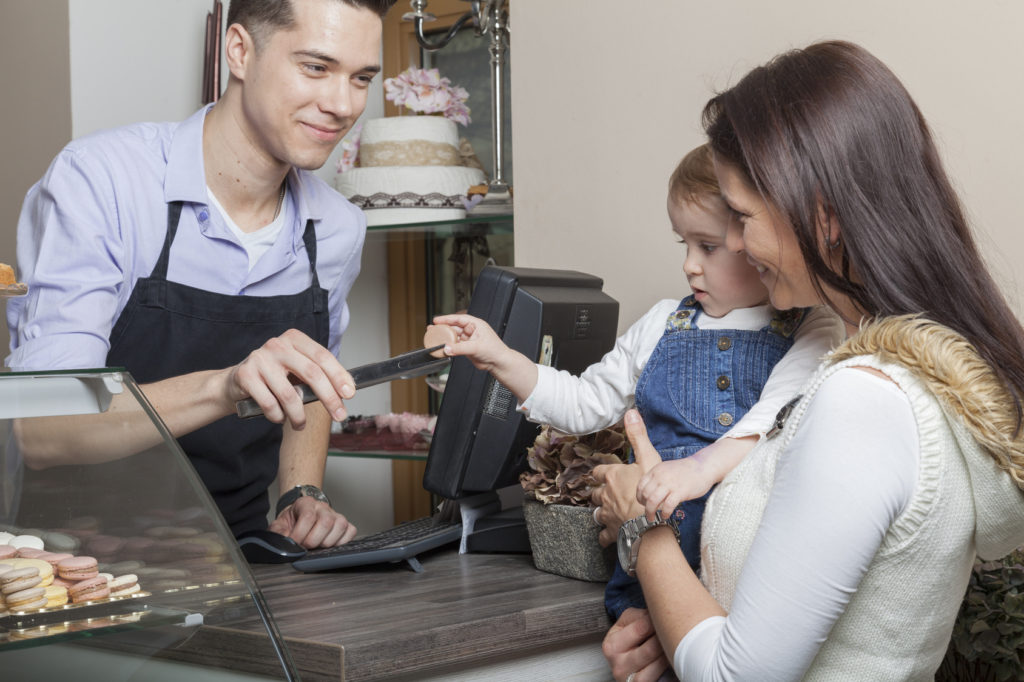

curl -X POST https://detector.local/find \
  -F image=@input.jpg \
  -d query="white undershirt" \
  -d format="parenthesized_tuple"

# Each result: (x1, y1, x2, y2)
(206, 187, 287, 272)
(674, 368, 919, 680)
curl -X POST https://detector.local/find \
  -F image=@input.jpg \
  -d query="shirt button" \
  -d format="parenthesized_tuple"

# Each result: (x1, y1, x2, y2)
(717, 336, 732, 351)
(716, 375, 731, 390)
(198, 210, 209, 222)
(718, 412, 734, 426)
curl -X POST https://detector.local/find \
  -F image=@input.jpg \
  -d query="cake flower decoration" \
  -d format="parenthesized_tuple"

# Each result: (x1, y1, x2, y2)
(384, 66, 471, 126)
(335, 122, 362, 174)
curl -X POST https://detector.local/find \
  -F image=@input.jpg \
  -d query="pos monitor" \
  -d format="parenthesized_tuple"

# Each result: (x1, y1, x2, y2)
(422, 266, 619, 526)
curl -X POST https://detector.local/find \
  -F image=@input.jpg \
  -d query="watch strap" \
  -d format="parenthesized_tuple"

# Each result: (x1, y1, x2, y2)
(275, 484, 330, 517)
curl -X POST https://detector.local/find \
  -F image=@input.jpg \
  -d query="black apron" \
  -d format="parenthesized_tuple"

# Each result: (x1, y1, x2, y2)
(106, 201, 330, 537)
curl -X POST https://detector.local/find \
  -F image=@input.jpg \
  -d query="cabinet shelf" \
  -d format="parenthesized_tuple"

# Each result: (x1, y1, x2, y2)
(366, 212, 513, 238)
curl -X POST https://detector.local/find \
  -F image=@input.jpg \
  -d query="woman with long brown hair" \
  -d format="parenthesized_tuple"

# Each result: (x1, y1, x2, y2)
(593, 40, 1024, 681)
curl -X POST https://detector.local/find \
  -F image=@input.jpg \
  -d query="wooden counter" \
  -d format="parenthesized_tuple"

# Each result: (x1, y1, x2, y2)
(242, 548, 611, 681)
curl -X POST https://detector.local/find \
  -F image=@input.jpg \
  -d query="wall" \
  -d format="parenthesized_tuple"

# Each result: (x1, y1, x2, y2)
(510, 0, 1024, 332)
(0, 1, 72, 355)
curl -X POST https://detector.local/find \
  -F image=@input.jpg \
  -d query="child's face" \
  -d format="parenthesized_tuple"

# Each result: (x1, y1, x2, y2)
(668, 195, 769, 317)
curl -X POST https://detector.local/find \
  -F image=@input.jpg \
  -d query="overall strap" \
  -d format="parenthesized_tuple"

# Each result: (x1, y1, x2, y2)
(666, 295, 701, 332)
(150, 201, 184, 281)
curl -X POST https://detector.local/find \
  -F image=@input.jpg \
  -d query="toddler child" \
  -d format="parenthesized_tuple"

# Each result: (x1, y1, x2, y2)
(433, 144, 843, 618)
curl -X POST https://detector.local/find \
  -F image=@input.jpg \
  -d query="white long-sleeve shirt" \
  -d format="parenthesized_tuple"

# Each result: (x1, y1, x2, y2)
(519, 300, 844, 439)
(675, 369, 918, 679)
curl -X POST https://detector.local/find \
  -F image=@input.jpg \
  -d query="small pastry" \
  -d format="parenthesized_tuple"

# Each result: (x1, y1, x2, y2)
(57, 555, 99, 581)
(9, 535, 44, 551)
(43, 584, 69, 608)
(109, 574, 140, 597)
(1, 567, 41, 594)
(5, 587, 46, 611)
(424, 324, 459, 357)
(68, 576, 110, 603)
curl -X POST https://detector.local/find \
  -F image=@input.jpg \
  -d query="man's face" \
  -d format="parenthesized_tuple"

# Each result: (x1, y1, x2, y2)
(239, 0, 382, 171)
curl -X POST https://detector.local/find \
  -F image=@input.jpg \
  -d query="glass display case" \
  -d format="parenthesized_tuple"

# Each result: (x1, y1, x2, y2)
(0, 369, 298, 680)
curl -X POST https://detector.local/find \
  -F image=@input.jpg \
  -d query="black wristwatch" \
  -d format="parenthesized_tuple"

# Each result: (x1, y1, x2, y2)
(617, 510, 680, 577)
(275, 484, 331, 517)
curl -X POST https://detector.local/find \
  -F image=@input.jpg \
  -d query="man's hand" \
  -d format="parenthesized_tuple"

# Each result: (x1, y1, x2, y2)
(602, 607, 672, 682)
(225, 328, 355, 429)
(268, 495, 357, 549)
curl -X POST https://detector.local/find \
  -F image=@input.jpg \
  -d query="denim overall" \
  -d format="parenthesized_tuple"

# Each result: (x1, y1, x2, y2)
(604, 296, 805, 618)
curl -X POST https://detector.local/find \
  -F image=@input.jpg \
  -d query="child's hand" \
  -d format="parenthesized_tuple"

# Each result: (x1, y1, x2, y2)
(431, 313, 513, 372)
(636, 457, 714, 518)
(636, 436, 757, 517)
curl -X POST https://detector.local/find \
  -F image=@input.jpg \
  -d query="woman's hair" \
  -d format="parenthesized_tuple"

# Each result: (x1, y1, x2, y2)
(228, 0, 396, 49)
(668, 144, 720, 209)
(703, 40, 1024, 429)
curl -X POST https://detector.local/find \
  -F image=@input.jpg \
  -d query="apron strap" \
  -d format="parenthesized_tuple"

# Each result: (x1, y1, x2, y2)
(301, 219, 324, 312)
(150, 201, 184, 281)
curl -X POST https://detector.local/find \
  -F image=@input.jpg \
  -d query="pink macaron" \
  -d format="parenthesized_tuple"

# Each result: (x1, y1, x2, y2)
(0, 544, 18, 560)
(68, 575, 110, 603)
(57, 555, 99, 581)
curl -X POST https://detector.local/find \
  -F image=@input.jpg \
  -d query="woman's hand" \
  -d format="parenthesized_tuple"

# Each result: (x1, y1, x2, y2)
(592, 410, 665, 545)
(602, 607, 673, 682)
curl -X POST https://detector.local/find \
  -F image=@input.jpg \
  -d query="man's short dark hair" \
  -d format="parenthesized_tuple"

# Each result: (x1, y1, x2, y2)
(227, 0, 397, 49)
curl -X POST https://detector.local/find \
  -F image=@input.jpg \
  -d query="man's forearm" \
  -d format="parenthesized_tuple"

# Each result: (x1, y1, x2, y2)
(16, 368, 235, 469)
(277, 402, 332, 494)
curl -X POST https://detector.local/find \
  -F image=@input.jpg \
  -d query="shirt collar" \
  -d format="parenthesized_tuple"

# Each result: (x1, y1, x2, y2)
(164, 104, 212, 204)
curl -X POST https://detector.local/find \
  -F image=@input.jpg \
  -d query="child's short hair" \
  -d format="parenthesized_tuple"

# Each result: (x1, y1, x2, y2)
(668, 143, 720, 208)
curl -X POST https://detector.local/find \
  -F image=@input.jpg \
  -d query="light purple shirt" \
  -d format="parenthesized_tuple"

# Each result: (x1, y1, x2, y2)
(6, 105, 366, 370)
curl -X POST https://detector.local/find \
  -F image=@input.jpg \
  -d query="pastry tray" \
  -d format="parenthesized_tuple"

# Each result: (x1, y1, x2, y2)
(0, 592, 207, 650)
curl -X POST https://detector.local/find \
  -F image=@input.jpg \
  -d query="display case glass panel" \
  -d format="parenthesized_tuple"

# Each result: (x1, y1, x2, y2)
(0, 369, 299, 681)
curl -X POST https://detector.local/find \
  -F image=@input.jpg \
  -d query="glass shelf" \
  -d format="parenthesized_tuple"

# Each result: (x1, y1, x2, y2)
(365, 212, 513, 238)
(327, 448, 428, 462)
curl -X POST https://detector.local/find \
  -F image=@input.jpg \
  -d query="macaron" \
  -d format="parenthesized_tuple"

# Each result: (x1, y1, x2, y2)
(43, 584, 68, 608)
(0, 545, 17, 560)
(1, 567, 41, 594)
(68, 576, 110, 603)
(9, 535, 44, 551)
(0, 531, 14, 544)
(16, 547, 46, 559)
(39, 552, 73, 569)
(1, 558, 54, 586)
(108, 574, 140, 597)
(424, 323, 459, 357)
(57, 555, 99, 580)
(5, 586, 46, 610)
(43, 532, 80, 553)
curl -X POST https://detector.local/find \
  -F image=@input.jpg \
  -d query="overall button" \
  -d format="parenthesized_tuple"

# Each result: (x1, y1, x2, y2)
(716, 375, 731, 390)
(718, 412, 734, 427)
(717, 336, 732, 351)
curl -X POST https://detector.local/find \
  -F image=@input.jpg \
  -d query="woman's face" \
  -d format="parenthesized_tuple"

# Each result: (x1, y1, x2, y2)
(713, 157, 821, 311)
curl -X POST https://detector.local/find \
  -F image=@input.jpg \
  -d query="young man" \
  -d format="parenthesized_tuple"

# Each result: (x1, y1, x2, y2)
(7, 0, 396, 547)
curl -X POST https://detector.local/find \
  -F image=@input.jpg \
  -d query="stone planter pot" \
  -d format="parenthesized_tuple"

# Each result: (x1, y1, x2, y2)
(522, 498, 616, 582)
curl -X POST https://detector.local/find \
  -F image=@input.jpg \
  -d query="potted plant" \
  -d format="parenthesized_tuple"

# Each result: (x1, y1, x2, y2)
(936, 548, 1024, 682)
(520, 424, 629, 582)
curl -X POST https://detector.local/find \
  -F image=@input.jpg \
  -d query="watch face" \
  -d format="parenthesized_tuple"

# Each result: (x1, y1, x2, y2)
(616, 523, 634, 572)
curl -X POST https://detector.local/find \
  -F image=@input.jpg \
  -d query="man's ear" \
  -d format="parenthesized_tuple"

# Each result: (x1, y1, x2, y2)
(223, 23, 255, 82)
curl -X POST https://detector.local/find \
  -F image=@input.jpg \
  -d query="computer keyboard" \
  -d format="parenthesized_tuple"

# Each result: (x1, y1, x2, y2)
(291, 516, 462, 573)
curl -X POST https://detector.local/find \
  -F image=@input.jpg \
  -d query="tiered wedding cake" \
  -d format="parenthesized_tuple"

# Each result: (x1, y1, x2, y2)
(336, 116, 484, 226)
